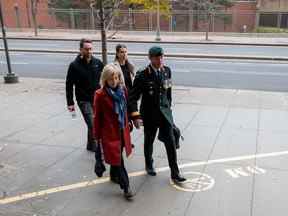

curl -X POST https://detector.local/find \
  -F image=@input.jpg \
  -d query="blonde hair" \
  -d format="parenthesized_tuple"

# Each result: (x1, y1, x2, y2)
(100, 63, 125, 88)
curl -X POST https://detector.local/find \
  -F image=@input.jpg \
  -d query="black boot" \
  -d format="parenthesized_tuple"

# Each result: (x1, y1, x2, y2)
(171, 174, 186, 184)
(124, 187, 134, 200)
(145, 166, 157, 176)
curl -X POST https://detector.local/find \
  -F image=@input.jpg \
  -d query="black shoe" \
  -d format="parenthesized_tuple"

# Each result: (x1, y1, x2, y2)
(146, 167, 157, 176)
(110, 176, 119, 184)
(87, 145, 96, 152)
(171, 174, 186, 184)
(124, 188, 134, 200)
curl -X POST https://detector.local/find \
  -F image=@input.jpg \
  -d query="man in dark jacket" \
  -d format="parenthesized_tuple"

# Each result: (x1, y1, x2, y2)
(66, 38, 104, 152)
(128, 46, 186, 184)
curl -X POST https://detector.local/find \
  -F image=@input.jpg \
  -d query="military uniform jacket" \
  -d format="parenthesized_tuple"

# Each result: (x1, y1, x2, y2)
(128, 64, 174, 127)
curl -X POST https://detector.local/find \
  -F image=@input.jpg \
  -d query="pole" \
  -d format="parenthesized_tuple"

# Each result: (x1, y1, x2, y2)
(14, 3, 21, 30)
(90, 3, 95, 30)
(0, 0, 19, 83)
(155, 0, 161, 41)
(70, 8, 75, 29)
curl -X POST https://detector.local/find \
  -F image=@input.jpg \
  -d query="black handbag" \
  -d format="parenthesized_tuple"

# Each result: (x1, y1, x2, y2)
(158, 124, 184, 149)
(94, 141, 106, 177)
(173, 124, 184, 149)
(94, 161, 106, 177)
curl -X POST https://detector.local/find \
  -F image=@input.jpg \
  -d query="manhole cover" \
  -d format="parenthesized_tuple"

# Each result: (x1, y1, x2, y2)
(171, 171, 215, 192)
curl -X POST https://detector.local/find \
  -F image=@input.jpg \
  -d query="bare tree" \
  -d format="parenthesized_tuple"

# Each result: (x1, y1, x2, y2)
(30, 0, 40, 36)
(93, 0, 125, 65)
(26, 0, 32, 28)
(178, 0, 234, 40)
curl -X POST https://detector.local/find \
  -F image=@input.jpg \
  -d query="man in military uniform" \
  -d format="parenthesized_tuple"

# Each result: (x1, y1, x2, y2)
(128, 46, 186, 184)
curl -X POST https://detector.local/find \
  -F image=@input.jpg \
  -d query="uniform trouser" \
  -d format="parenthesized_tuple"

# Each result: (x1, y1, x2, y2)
(144, 114, 180, 178)
(78, 101, 96, 150)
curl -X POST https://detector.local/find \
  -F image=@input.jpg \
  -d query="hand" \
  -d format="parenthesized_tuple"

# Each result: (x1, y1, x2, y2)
(68, 105, 75, 112)
(133, 119, 143, 129)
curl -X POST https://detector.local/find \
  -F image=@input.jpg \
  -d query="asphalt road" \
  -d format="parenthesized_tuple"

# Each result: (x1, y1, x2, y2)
(2, 39, 288, 58)
(1, 52, 288, 92)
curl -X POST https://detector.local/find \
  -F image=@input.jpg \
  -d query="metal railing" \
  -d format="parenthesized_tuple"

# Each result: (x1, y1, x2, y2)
(3, 8, 288, 33)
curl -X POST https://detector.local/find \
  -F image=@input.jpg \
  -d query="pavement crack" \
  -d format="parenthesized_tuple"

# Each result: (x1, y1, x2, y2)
(249, 100, 261, 216)
(183, 103, 232, 216)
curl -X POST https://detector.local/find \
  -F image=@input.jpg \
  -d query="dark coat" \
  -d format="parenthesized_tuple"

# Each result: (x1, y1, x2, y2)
(128, 64, 174, 127)
(66, 55, 104, 106)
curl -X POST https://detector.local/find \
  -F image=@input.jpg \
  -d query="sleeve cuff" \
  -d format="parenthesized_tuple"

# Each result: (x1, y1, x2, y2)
(130, 111, 141, 120)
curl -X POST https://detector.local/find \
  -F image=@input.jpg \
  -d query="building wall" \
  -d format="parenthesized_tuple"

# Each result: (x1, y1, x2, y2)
(230, 1, 257, 32)
(170, 1, 257, 32)
(256, 0, 288, 28)
(257, 0, 288, 11)
(2, 0, 56, 28)
(1, 0, 260, 32)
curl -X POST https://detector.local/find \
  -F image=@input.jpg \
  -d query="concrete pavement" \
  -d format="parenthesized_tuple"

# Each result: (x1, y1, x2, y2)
(3, 39, 288, 58)
(1, 78, 288, 215)
(5, 29, 288, 46)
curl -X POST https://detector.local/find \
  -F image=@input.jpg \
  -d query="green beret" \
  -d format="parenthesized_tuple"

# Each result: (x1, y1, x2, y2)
(149, 46, 164, 57)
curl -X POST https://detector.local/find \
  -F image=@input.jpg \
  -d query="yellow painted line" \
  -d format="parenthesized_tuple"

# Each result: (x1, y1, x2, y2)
(1, 150, 288, 205)
(0, 177, 109, 205)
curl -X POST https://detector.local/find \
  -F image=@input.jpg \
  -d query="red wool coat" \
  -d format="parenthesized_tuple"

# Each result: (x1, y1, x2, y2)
(93, 87, 132, 166)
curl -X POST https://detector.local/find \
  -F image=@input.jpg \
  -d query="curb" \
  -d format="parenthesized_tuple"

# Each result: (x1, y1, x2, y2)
(2, 37, 288, 47)
(1, 48, 288, 61)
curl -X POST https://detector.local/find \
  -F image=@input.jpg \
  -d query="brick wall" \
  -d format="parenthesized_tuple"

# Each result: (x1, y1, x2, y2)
(258, 0, 288, 11)
(2, 0, 56, 28)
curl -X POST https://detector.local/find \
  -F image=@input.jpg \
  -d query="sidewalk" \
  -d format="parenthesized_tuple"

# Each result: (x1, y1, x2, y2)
(5, 29, 288, 45)
(1, 78, 288, 215)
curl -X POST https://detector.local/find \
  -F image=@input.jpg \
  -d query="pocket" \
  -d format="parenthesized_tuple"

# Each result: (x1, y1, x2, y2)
(144, 81, 156, 96)
(78, 102, 93, 115)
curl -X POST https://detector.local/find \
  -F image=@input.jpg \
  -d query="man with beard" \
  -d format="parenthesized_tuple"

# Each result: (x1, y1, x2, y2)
(66, 38, 104, 152)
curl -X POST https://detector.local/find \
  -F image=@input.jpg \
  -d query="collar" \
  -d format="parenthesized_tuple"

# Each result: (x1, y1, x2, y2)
(78, 54, 93, 64)
(150, 64, 163, 73)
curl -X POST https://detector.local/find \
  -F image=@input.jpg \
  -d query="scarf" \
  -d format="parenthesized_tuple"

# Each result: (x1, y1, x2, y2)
(106, 86, 127, 129)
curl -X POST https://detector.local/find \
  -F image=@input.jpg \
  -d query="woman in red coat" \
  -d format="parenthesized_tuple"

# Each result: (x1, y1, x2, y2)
(93, 63, 134, 200)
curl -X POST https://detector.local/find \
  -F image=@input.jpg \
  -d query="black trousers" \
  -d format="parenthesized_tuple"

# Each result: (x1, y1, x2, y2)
(78, 101, 96, 150)
(110, 157, 130, 192)
(109, 131, 130, 192)
(144, 114, 180, 178)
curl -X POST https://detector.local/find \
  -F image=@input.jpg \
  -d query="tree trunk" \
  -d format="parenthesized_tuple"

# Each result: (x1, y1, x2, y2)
(31, 0, 38, 36)
(32, 11, 38, 36)
(99, 0, 107, 65)
(205, 13, 210, 41)
(26, 0, 31, 28)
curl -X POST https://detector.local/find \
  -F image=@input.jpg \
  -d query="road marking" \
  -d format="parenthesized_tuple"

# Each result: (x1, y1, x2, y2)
(225, 166, 266, 178)
(177, 69, 288, 76)
(225, 167, 250, 178)
(171, 172, 215, 192)
(0, 61, 28, 65)
(247, 166, 266, 175)
(1, 150, 288, 205)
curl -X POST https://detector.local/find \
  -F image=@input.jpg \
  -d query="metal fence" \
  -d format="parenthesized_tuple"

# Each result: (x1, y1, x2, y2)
(4, 8, 288, 32)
